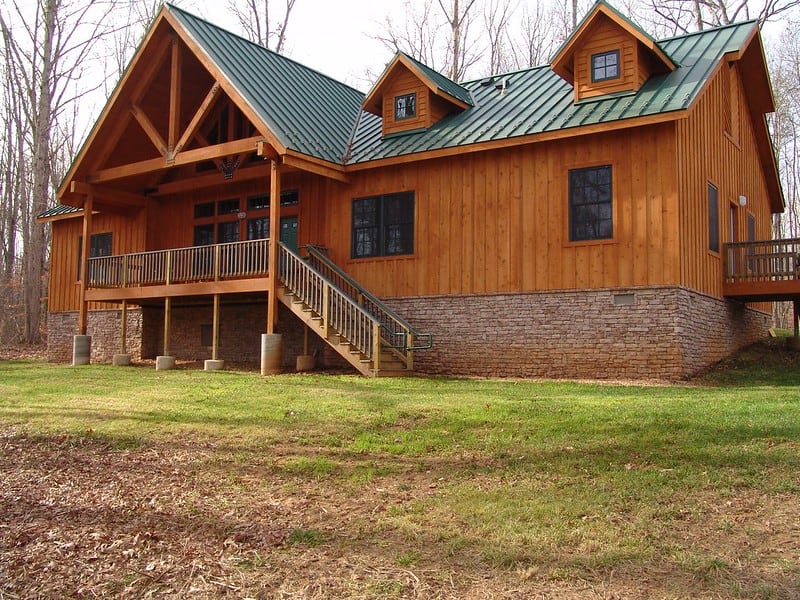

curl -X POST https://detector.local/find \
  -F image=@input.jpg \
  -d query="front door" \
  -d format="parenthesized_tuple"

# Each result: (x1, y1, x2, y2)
(280, 216, 298, 252)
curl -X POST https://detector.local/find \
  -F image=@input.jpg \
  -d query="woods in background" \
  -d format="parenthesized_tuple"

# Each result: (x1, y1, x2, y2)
(1, 0, 799, 344)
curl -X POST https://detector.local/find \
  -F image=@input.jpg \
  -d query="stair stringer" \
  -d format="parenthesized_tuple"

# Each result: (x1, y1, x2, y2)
(278, 285, 403, 377)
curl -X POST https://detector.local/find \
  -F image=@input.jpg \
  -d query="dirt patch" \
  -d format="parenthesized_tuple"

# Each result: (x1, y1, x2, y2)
(2, 428, 798, 599)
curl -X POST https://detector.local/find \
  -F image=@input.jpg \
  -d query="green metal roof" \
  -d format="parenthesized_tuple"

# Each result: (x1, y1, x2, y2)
(167, 4, 365, 164)
(347, 20, 758, 164)
(165, 6, 757, 167)
(397, 52, 474, 107)
(37, 205, 82, 220)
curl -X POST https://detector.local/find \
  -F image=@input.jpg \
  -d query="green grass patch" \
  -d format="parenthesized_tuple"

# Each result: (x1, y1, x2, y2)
(2, 338, 799, 595)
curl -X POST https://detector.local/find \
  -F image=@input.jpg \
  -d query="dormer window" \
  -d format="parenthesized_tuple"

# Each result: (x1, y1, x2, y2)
(394, 93, 416, 120)
(591, 50, 620, 82)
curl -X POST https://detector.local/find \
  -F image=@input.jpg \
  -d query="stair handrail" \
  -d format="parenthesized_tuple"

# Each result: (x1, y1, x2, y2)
(278, 243, 381, 363)
(302, 244, 433, 352)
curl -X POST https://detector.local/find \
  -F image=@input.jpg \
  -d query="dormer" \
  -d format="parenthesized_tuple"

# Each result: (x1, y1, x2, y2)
(363, 53, 473, 137)
(551, 0, 675, 103)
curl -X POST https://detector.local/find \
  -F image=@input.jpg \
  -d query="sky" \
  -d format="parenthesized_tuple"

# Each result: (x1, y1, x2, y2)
(178, 0, 405, 91)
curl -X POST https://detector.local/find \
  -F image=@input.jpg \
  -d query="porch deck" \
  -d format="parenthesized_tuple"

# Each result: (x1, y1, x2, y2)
(85, 239, 271, 302)
(723, 238, 800, 302)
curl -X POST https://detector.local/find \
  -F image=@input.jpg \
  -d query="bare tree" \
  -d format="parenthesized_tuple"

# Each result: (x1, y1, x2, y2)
(483, 0, 517, 74)
(0, 0, 118, 344)
(437, 0, 482, 80)
(373, 0, 444, 69)
(507, 2, 558, 69)
(643, 0, 800, 34)
(227, 0, 297, 52)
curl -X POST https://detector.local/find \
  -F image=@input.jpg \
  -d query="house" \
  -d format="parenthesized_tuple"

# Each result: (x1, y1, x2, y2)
(39, 1, 799, 380)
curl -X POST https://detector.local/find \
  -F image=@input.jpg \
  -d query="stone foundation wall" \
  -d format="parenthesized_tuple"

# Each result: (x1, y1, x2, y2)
(46, 286, 770, 378)
(387, 286, 771, 380)
(47, 309, 143, 363)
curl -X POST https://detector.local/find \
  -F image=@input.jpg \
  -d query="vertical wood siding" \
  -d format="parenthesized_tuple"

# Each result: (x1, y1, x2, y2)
(381, 66, 432, 136)
(676, 62, 773, 307)
(574, 17, 639, 101)
(48, 210, 147, 312)
(320, 123, 680, 298)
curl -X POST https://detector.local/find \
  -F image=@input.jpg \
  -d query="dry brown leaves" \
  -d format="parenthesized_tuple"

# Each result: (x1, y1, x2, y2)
(2, 426, 798, 600)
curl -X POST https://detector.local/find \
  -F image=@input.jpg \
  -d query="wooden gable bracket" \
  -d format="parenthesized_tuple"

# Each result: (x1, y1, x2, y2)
(171, 81, 221, 158)
(87, 136, 265, 184)
(129, 102, 169, 158)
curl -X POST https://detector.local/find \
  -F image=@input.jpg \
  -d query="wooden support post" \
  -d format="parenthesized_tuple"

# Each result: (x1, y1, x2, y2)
(163, 297, 171, 356)
(212, 294, 220, 361)
(372, 323, 381, 372)
(165, 250, 173, 286)
(794, 300, 800, 338)
(266, 159, 281, 334)
(303, 324, 309, 356)
(406, 332, 414, 371)
(168, 39, 181, 156)
(322, 284, 330, 338)
(77, 191, 94, 335)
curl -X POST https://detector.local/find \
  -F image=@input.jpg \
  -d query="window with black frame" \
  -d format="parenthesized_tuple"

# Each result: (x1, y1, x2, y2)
(76, 232, 112, 280)
(351, 192, 414, 258)
(708, 183, 719, 253)
(568, 165, 613, 242)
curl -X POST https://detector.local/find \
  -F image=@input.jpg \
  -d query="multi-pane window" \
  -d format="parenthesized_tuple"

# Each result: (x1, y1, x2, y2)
(591, 50, 620, 82)
(351, 192, 415, 258)
(708, 182, 720, 253)
(76, 232, 112, 279)
(394, 93, 416, 120)
(568, 165, 613, 242)
(247, 217, 269, 240)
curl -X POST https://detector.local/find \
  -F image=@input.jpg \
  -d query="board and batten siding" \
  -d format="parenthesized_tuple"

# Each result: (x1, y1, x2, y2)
(676, 61, 774, 306)
(47, 210, 146, 312)
(322, 122, 680, 298)
(574, 17, 639, 101)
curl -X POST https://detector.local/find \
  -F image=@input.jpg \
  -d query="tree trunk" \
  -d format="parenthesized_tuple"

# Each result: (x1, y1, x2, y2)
(24, 0, 57, 343)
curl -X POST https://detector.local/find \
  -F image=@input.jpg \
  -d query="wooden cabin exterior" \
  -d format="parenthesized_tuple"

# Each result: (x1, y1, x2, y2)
(39, 1, 793, 379)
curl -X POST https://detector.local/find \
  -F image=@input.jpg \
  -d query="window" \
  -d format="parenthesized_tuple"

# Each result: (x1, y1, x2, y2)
(394, 93, 416, 120)
(591, 50, 620, 82)
(76, 232, 113, 279)
(568, 165, 613, 242)
(194, 202, 214, 219)
(193, 224, 214, 246)
(217, 221, 239, 244)
(217, 198, 240, 215)
(708, 183, 719, 253)
(351, 192, 415, 258)
(246, 190, 299, 211)
(247, 217, 269, 240)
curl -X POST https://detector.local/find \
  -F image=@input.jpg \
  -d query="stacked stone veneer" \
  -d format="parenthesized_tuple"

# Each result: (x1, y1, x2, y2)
(46, 286, 769, 379)
(386, 286, 771, 380)
(47, 309, 143, 363)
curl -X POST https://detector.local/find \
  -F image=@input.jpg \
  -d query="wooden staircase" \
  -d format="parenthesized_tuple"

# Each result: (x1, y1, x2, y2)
(276, 243, 431, 377)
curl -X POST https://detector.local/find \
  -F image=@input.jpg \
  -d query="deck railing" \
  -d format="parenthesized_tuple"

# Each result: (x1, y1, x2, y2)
(303, 245, 432, 362)
(86, 239, 270, 289)
(724, 238, 800, 283)
(278, 243, 380, 365)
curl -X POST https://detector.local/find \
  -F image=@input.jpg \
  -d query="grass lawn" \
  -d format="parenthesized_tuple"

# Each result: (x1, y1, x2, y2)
(1, 339, 799, 599)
